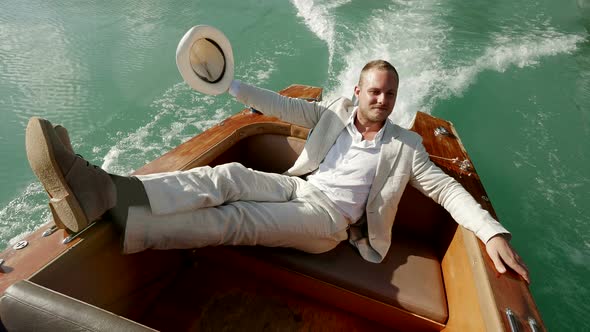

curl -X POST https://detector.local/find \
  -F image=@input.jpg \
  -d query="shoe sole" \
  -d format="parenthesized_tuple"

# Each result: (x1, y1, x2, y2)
(26, 117, 89, 232)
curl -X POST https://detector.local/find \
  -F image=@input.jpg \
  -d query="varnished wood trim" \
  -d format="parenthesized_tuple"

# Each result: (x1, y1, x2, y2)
(461, 227, 504, 330)
(0, 225, 76, 294)
(440, 225, 487, 332)
(179, 122, 295, 171)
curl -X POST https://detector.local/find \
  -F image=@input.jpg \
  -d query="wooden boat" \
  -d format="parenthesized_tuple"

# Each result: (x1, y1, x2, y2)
(0, 85, 545, 331)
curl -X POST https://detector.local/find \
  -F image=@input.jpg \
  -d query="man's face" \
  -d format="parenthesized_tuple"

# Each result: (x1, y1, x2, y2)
(354, 69, 398, 126)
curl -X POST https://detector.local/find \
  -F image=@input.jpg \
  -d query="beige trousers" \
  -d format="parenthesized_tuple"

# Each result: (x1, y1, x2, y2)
(123, 163, 350, 254)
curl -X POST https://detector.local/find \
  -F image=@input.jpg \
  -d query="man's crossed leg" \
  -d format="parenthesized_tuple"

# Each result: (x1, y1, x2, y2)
(25, 117, 349, 254)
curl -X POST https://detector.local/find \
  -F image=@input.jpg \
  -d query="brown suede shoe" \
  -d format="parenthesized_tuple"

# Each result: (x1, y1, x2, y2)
(54, 125, 74, 153)
(26, 117, 116, 232)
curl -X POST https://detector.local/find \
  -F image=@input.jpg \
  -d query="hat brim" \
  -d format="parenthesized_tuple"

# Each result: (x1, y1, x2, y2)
(176, 25, 234, 96)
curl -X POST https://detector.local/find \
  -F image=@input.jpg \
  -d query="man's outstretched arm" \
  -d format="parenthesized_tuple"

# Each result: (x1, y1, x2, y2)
(409, 138, 530, 283)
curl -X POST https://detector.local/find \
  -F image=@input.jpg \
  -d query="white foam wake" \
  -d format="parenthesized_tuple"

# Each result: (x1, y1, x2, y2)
(0, 182, 51, 249)
(101, 52, 282, 175)
(441, 30, 584, 102)
(290, 0, 352, 67)
(326, 1, 451, 127)
(325, 3, 585, 128)
(100, 83, 238, 175)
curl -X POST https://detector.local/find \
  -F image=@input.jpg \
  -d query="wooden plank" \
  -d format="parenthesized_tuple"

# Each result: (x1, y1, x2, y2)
(440, 224, 488, 331)
(0, 224, 77, 294)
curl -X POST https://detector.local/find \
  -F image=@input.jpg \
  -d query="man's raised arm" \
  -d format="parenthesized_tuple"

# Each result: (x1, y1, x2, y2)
(229, 80, 325, 128)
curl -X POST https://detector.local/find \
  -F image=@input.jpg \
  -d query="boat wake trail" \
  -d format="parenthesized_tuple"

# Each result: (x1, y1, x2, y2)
(101, 53, 281, 175)
(325, 1, 452, 127)
(290, 0, 352, 69)
(101, 84, 239, 175)
(292, 0, 585, 128)
(429, 30, 584, 110)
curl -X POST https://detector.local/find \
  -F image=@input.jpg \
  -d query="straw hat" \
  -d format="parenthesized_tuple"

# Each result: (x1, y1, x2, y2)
(176, 25, 234, 95)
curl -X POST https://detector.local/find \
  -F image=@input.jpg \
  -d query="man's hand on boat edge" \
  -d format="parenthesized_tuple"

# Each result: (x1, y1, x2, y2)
(486, 235, 530, 284)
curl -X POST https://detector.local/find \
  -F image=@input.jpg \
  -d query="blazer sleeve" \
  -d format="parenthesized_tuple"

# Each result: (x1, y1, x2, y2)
(409, 138, 510, 244)
(233, 82, 326, 128)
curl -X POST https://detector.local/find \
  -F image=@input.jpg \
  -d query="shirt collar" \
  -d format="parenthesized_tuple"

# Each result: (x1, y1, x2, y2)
(347, 107, 385, 146)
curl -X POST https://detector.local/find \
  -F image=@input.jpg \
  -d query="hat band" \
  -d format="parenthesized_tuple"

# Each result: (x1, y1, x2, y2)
(193, 38, 226, 84)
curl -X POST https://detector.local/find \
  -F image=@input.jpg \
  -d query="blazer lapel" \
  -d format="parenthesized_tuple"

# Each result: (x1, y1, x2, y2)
(367, 121, 403, 204)
(312, 105, 352, 161)
(286, 102, 353, 175)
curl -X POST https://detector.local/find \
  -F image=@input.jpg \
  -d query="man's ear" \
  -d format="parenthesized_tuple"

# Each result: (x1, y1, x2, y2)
(354, 86, 360, 98)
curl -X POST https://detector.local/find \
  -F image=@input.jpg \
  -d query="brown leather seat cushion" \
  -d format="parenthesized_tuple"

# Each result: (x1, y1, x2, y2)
(242, 234, 448, 323)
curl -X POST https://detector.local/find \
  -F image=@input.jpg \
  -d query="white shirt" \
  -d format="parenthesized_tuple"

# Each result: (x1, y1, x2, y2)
(229, 80, 383, 222)
(307, 109, 384, 222)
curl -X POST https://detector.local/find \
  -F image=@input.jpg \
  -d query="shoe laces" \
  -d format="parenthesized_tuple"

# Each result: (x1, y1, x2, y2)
(76, 154, 99, 169)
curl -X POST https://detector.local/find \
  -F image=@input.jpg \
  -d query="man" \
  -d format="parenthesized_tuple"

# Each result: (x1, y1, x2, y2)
(26, 60, 529, 283)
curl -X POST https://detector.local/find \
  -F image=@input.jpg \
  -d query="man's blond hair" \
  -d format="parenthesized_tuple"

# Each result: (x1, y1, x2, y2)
(358, 60, 399, 87)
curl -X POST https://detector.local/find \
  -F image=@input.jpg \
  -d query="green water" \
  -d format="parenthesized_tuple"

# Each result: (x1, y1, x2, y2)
(1, 0, 589, 330)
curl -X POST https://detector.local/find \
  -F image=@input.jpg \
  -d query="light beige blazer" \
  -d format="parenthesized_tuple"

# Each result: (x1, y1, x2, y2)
(235, 83, 508, 263)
